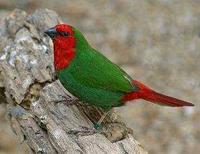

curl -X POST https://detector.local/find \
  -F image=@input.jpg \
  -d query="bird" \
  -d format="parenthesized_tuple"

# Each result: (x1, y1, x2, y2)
(44, 24, 194, 128)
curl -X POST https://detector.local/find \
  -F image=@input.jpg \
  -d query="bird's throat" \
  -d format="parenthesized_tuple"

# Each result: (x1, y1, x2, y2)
(53, 37, 76, 71)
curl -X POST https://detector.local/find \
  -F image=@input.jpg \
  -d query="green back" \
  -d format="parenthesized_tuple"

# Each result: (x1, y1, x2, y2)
(57, 28, 137, 109)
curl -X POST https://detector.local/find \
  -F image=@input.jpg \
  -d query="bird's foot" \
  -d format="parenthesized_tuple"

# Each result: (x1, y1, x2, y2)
(93, 122, 103, 130)
(92, 109, 113, 130)
(55, 95, 79, 106)
(68, 126, 101, 136)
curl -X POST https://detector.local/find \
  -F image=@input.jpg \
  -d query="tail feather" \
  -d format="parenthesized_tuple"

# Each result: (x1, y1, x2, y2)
(122, 80, 194, 107)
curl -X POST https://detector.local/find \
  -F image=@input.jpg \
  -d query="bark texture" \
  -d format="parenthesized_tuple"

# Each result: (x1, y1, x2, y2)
(0, 9, 147, 154)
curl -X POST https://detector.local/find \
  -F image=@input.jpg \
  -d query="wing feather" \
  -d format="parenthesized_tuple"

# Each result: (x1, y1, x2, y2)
(70, 48, 135, 93)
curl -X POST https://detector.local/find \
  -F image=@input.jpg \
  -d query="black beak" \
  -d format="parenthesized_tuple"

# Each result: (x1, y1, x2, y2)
(44, 27, 57, 39)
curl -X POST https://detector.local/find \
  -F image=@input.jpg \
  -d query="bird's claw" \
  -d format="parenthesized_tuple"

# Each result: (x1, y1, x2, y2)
(55, 95, 79, 106)
(93, 123, 103, 130)
(68, 126, 101, 136)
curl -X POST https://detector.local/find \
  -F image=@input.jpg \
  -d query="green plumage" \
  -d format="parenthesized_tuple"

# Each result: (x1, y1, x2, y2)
(57, 28, 137, 109)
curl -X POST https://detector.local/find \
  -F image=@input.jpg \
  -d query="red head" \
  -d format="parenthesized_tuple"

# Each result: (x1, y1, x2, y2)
(45, 24, 76, 71)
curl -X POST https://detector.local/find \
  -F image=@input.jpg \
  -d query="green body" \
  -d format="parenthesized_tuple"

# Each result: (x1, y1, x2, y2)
(57, 29, 137, 109)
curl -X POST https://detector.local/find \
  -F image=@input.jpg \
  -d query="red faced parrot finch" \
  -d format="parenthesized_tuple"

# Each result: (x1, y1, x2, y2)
(44, 24, 194, 129)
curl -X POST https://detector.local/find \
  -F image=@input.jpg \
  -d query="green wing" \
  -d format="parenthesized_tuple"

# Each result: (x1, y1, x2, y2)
(69, 48, 135, 93)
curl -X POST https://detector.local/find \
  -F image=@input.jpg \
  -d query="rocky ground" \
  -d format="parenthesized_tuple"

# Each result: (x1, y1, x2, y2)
(0, 0, 199, 154)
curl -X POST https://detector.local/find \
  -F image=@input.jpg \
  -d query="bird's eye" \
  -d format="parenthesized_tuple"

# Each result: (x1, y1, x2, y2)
(60, 32, 69, 37)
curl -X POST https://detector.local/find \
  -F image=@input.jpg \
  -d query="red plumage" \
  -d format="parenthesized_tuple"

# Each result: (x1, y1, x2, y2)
(53, 25, 76, 70)
(122, 80, 194, 107)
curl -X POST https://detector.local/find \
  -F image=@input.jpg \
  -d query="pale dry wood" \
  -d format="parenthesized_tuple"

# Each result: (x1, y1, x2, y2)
(0, 9, 147, 154)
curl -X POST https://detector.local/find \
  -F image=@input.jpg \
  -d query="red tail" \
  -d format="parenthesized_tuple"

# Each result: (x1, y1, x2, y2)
(122, 80, 194, 107)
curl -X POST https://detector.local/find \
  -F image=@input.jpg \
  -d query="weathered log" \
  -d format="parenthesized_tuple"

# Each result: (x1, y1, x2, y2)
(0, 9, 147, 154)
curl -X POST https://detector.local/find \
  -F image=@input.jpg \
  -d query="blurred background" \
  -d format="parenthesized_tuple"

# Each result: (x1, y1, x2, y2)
(0, 0, 199, 153)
